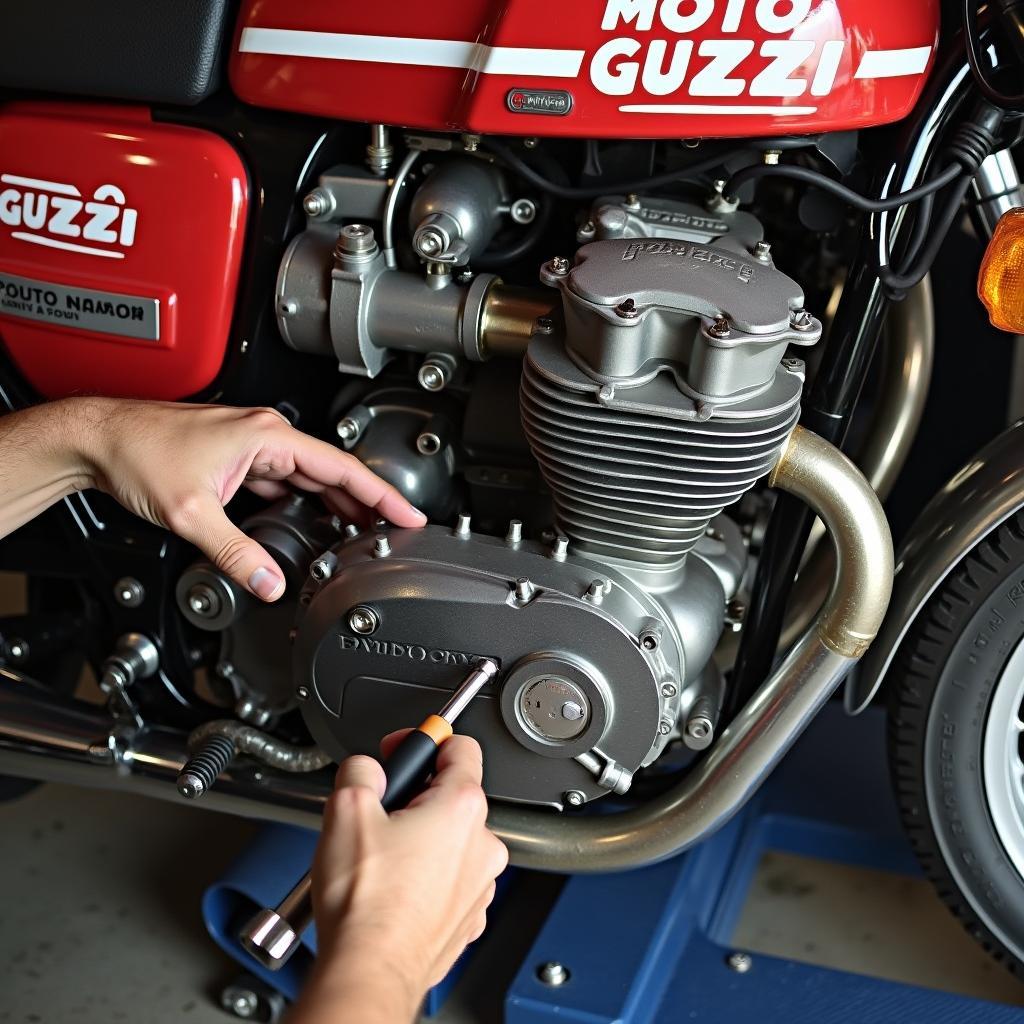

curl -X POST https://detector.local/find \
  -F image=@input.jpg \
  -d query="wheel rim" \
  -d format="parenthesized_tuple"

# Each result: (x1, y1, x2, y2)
(983, 634, 1024, 881)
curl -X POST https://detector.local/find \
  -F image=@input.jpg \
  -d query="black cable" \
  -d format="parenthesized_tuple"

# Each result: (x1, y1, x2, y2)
(964, 0, 1024, 111)
(484, 139, 732, 200)
(723, 162, 962, 212)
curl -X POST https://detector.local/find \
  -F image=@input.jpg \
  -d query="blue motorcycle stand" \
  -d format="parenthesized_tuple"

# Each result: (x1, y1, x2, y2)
(204, 703, 1023, 1023)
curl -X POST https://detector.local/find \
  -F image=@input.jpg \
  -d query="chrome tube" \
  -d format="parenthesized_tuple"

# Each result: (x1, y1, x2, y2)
(776, 276, 933, 654)
(0, 430, 892, 872)
(486, 426, 893, 871)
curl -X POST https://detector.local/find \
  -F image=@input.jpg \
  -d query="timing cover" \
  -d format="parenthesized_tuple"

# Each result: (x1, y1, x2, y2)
(292, 524, 702, 808)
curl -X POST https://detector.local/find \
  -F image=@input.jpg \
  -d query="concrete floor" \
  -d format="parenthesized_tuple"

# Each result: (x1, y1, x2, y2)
(2, 781, 1024, 1022)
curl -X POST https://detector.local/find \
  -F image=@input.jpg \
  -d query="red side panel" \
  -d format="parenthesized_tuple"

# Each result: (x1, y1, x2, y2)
(229, 0, 939, 138)
(0, 104, 248, 400)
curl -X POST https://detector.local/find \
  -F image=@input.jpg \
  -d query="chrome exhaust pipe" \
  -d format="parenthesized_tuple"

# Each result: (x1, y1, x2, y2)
(0, 427, 892, 872)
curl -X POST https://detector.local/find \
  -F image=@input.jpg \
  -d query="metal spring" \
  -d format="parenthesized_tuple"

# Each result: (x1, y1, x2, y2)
(177, 734, 236, 799)
(520, 355, 799, 564)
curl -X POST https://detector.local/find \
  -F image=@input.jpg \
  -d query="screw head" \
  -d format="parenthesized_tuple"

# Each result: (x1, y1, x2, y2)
(513, 577, 536, 603)
(416, 432, 442, 456)
(336, 417, 361, 442)
(310, 557, 334, 582)
(537, 961, 571, 986)
(454, 513, 472, 537)
(348, 606, 380, 635)
(523, 137, 539, 149)
(416, 230, 444, 256)
(661, 682, 677, 698)
(763, 149, 781, 165)
(659, 719, 672, 736)
(302, 190, 328, 217)
(686, 717, 712, 741)
(534, 316, 554, 335)
(6, 639, 28, 663)
(296, 686, 310, 701)
(114, 577, 145, 608)
(639, 629, 660, 652)
(511, 198, 537, 224)
(336, 223, 376, 257)
(708, 316, 731, 338)
(418, 361, 449, 392)
(373, 534, 392, 558)
(624, 192, 641, 209)
(560, 701, 584, 721)
(727, 951, 753, 973)
(186, 583, 220, 619)
(549, 256, 570, 275)
(791, 309, 815, 332)
(231, 991, 259, 1018)
(563, 791, 585, 808)
(615, 297, 640, 319)
(551, 535, 569, 560)
(752, 240, 772, 262)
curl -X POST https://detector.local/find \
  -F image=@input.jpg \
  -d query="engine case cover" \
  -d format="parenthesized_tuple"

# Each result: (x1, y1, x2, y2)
(292, 525, 696, 807)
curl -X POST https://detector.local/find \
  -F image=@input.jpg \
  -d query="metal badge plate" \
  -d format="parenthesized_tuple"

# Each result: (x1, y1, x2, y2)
(0, 271, 160, 341)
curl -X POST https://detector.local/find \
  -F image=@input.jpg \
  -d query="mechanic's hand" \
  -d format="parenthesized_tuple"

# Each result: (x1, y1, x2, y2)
(294, 734, 508, 1024)
(78, 399, 425, 601)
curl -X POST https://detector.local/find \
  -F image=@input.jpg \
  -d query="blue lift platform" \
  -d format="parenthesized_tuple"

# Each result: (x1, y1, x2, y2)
(203, 703, 1024, 1023)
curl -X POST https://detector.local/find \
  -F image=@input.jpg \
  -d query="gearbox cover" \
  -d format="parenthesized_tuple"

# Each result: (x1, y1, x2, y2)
(292, 525, 678, 808)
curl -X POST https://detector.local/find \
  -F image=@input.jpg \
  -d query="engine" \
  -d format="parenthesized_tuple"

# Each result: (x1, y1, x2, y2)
(176, 145, 820, 809)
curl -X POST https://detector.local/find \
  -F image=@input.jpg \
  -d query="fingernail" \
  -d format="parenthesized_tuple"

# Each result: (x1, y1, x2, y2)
(249, 567, 284, 601)
(411, 507, 427, 522)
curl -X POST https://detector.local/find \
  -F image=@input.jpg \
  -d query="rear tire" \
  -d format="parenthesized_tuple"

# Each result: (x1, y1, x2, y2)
(888, 511, 1024, 974)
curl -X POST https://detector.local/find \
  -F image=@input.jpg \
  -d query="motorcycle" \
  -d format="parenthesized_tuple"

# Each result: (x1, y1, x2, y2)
(2, 0, 1024, 981)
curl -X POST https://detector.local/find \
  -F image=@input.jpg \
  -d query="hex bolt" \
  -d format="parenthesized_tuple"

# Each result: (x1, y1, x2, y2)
(686, 715, 713, 743)
(335, 223, 376, 257)
(615, 298, 640, 319)
(344, 523, 361, 539)
(336, 417, 361, 443)
(418, 360, 450, 392)
(537, 961, 571, 986)
(549, 256, 570, 275)
(114, 577, 145, 608)
(708, 316, 731, 338)
(510, 198, 537, 224)
(296, 686, 310, 701)
(454, 514, 472, 538)
(415, 229, 444, 257)
(563, 791, 586, 808)
(598, 383, 615, 402)
(661, 682, 677, 698)
(187, 582, 221, 619)
(506, 520, 523, 545)
(416, 432, 442, 456)
(310, 552, 338, 582)
(561, 701, 584, 721)
(347, 605, 380, 635)
(752, 240, 772, 262)
(791, 309, 815, 332)
(624, 192, 641, 209)
(551, 536, 569, 560)
(584, 579, 606, 604)
(230, 991, 259, 1019)
(373, 535, 391, 558)
(302, 189, 332, 218)
(513, 577, 536, 603)
(727, 951, 753, 973)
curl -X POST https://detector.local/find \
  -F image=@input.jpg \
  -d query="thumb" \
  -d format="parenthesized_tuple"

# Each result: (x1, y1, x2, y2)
(335, 754, 387, 799)
(170, 493, 286, 602)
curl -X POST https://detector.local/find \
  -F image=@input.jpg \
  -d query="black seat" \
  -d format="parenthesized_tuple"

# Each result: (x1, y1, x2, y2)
(0, 0, 233, 106)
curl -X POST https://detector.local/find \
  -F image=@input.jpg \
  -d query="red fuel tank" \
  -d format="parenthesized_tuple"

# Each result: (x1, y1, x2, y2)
(0, 104, 248, 401)
(229, 0, 939, 138)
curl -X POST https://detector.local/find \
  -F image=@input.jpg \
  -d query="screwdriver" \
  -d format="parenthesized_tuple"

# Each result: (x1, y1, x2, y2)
(239, 656, 499, 970)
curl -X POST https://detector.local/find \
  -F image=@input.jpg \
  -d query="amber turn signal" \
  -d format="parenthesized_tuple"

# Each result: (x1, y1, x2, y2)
(979, 207, 1024, 333)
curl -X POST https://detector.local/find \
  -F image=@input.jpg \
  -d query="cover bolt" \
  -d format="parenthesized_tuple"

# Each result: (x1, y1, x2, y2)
(416, 432, 442, 456)
(454, 514, 472, 538)
(296, 686, 310, 701)
(310, 552, 338, 582)
(791, 309, 815, 332)
(752, 240, 772, 262)
(302, 189, 331, 218)
(187, 583, 221, 619)
(344, 523, 361, 538)
(6, 639, 28, 663)
(336, 223, 376, 257)
(513, 578, 536, 603)
(709, 316, 731, 338)
(114, 577, 145, 608)
(336, 417, 361, 442)
(511, 198, 537, 224)
(763, 149, 781, 165)
(373, 535, 391, 558)
(661, 682, 677, 698)
(549, 256, 570, 275)
(585, 579, 606, 604)
(624, 192, 641, 209)
(348, 606, 380, 635)
(506, 520, 523, 545)
(563, 791, 585, 808)
(534, 316, 554, 335)
(551, 536, 569, 560)
(658, 719, 672, 736)
(686, 715, 713, 742)
(523, 137, 539, 149)
(418, 360, 450, 392)
(537, 961, 570, 986)
(615, 298, 640, 319)
(727, 951, 753, 973)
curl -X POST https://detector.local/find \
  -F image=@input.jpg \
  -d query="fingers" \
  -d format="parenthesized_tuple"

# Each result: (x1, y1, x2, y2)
(285, 432, 427, 527)
(334, 754, 388, 800)
(166, 493, 285, 602)
(244, 479, 291, 500)
(379, 728, 414, 760)
(409, 735, 485, 809)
